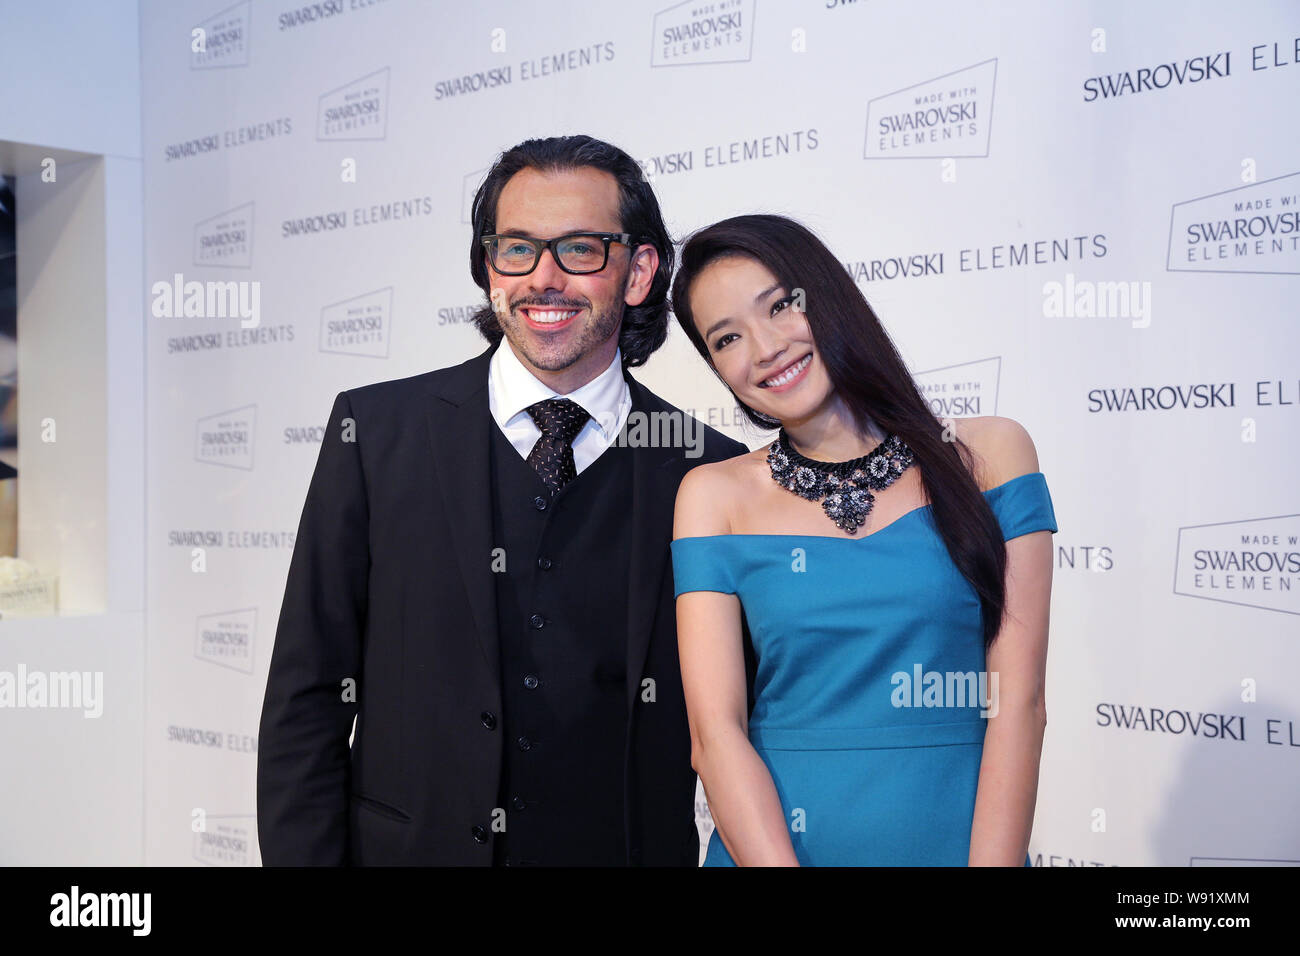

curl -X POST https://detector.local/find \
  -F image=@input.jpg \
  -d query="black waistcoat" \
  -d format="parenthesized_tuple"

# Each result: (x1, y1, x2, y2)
(488, 420, 632, 866)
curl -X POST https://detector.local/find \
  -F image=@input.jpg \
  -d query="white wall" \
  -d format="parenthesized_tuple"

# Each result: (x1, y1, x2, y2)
(0, 0, 142, 157)
(0, 0, 143, 865)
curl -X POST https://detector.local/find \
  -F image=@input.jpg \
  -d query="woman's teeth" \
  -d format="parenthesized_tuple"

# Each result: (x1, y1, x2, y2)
(527, 309, 579, 324)
(762, 354, 811, 388)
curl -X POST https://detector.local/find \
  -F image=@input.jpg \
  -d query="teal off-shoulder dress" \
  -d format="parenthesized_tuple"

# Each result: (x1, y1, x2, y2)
(671, 471, 1058, 867)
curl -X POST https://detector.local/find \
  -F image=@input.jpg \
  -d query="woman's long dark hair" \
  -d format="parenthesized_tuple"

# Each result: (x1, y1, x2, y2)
(670, 214, 1009, 650)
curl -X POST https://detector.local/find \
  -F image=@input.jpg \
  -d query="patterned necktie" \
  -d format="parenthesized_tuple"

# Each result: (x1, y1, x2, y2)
(524, 397, 591, 495)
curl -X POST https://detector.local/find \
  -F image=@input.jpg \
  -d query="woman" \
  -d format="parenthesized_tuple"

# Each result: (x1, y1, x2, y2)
(669, 214, 1057, 866)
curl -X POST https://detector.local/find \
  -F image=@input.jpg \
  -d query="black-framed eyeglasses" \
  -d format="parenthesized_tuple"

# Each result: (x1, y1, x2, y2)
(481, 232, 636, 276)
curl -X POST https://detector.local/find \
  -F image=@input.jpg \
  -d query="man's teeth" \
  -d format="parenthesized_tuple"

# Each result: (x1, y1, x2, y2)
(527, 309, 580, 324)
(763, 354, 811, 387)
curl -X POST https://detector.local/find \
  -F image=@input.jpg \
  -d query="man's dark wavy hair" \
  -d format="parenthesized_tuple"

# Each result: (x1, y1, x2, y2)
(467, 135, 674, 368)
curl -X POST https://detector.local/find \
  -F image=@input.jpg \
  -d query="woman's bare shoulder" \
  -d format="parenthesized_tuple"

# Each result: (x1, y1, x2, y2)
(954, 416, 1041, 491)
(674, 444, 771, 538)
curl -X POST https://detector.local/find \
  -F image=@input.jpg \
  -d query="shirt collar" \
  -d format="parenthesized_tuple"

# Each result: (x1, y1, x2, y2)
(489, 339, 629, 439)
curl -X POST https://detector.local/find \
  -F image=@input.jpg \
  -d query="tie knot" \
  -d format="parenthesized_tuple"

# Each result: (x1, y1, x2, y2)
(525, 397, 590, 444)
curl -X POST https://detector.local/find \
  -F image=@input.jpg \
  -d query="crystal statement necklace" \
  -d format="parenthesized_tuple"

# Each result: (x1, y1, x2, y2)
(766, 427, 917, 534)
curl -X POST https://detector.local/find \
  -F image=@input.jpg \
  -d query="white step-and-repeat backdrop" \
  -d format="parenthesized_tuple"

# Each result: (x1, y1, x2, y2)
(141, 0, 1300, 866)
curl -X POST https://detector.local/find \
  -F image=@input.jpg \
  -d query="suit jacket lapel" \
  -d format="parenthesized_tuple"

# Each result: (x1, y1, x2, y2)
(424, 345, 682, 705)
(426, 344, 500, 680)
(622, 373, 680, 715)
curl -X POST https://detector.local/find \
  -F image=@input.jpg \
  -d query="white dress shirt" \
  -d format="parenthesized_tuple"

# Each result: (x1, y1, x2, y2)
(487, 340, 632, 474)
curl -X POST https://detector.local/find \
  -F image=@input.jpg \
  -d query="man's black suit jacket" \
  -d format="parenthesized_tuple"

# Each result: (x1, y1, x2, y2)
(256, 344, 750, 865)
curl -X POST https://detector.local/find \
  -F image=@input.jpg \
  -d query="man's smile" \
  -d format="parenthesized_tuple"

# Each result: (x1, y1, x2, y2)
(519, 306, 584, 331)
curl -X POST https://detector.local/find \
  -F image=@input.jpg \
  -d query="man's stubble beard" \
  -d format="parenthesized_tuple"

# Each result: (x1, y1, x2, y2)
(502, 300, 623, 373)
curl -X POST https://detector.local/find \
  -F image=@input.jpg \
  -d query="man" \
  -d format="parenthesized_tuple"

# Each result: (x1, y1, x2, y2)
(257, 134, 749, 866)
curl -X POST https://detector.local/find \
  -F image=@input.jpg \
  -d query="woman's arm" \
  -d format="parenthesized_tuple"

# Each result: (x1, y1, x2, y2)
(968, 419, 1053, 866)
(674, 464, 800, 866)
